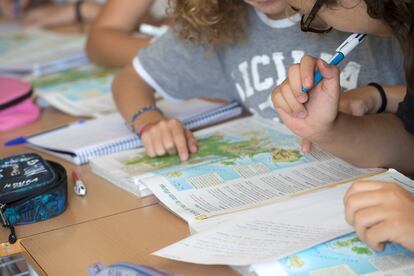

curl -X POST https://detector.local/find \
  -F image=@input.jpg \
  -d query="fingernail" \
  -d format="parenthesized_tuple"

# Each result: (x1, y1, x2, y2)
(297, 95, 307, 103)
(180, 153, 188, 161)
(304, 77, 312, 87)
(190, 145, 197, 153)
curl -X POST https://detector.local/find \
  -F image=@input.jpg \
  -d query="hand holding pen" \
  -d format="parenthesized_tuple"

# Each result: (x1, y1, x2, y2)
(271, 33, 366, 144)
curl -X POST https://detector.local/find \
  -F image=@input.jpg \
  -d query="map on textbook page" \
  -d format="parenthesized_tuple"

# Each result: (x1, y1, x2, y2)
(0, 29, 86, 74)
(137, 117, 380, 223)
(32, 65, 116, 117)
(0, 32, 38, 55)
(253, 232, 414, 276)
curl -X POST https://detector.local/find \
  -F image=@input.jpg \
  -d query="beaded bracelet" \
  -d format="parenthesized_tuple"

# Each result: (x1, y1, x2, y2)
(130, 105, 162, 131)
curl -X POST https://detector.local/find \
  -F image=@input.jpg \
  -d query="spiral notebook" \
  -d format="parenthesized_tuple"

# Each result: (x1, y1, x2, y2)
(21, 99, 242, 165)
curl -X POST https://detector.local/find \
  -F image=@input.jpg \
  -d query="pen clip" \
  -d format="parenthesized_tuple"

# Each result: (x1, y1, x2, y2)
(335, 33, 366, 56)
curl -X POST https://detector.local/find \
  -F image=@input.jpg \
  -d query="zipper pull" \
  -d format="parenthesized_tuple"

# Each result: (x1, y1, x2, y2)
(0, 203, 17, 244)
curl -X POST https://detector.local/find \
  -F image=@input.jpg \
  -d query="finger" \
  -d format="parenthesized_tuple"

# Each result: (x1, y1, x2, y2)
(301, 139, 312, 154)
(344, 181, 386, 204)
(316, 59, 341, 98)
(287, 64, 308, 103)
(344, 190, 385, 225)
(170, 120, 189, 161)
(141, 133, 156, 157)
(354, 205, 387, 242)
(338, 98, 351, 114)
(160, 121, 177, 155)
(185, 129, 198, 153)
(273, 87, 293, 114)
(150, 125, 166, 156)
(300, 55, 318, 91)
(281, 82, 307, 117)
(364, 221, 395, 252)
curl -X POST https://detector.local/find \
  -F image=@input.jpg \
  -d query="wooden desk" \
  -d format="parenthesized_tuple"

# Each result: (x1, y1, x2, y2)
(0, 108, 158, 255)
(20, 204, 237, 276)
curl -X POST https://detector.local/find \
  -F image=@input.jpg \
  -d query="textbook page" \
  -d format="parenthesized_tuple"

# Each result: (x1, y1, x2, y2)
(142, 117, 380, 225)
(248, 232, 414, 276)
(0, 29, 86, 76)
(32, 65, 116, 117)
(153, 170, 414, 266)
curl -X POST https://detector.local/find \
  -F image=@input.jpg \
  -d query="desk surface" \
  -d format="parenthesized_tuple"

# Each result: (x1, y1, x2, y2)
(21, 204, 237, 276)
(0, 108, 158, 249)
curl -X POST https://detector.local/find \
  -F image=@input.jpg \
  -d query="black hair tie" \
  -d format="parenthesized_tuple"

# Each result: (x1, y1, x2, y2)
(368, 82, 387, 113)
(75, 0, 84, 23)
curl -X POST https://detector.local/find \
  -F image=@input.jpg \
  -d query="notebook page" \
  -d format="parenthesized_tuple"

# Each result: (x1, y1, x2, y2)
(27, 113, 134, 154)
(153, 170, 414, 266)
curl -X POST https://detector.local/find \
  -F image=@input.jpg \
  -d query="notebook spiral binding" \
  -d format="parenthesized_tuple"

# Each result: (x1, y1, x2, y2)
(182, 101, 241, 130)
(76, 137, 142, 165)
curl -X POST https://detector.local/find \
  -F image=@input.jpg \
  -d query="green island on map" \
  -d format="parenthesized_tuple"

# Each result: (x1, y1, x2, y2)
(331, 236, 373, 256)
(124, 133, 302, 171)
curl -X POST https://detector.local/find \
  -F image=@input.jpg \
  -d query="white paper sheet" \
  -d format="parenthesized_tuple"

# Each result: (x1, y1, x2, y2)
(153, 170, 414, 266)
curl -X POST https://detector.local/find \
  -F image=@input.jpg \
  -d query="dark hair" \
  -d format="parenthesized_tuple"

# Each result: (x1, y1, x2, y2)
(321, 0, 414, 92)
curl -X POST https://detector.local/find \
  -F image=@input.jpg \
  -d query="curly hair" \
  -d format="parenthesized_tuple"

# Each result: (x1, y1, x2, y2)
(321, 0, 414, 92)
(168, 0, 248, 46)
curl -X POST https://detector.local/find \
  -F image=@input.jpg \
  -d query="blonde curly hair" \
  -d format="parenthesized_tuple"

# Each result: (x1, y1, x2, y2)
(168, 0, 248, 46)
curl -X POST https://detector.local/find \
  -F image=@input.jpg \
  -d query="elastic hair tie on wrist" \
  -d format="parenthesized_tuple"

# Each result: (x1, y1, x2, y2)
(368, 82, 387, 113)
(75, 0, 84, 23)
(137, 122, 156, 138)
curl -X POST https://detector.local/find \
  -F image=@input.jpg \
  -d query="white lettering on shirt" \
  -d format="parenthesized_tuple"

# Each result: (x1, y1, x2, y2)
(252, 55, 274, 91)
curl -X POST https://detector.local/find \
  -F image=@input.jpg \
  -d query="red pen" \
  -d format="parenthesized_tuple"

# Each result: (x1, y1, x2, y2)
(72, 170, 87, 196)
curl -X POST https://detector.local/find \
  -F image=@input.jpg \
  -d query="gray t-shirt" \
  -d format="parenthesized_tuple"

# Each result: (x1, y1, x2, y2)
(134, 7, 404, 120)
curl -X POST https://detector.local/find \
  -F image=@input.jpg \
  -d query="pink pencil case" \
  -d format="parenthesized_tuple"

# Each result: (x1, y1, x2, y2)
(0, 76, 40, 131)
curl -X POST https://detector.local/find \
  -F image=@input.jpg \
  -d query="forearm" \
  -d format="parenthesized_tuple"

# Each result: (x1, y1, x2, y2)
(87, 29, 150, 67)
(112, 64, 164, 129)
(315, 112, 414, 174)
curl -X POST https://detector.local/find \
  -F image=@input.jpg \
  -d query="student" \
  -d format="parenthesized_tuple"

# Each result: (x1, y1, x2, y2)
(1, 0, 103, 28)
(112, 0, 404, 163)
(86, 0, 169, 67)
(272, 0, 414, 252)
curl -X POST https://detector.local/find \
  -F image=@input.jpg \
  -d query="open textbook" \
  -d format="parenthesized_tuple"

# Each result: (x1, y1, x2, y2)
(91, 115, 379, 201)
(152, 170, 414, 275)
(0, 24, 87, 77)
(31, 65, 116, 117)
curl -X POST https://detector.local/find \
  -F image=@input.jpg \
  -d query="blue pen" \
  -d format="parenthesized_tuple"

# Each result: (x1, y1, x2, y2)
(302, 33, 367, 93)
(4, 119, 85, 147)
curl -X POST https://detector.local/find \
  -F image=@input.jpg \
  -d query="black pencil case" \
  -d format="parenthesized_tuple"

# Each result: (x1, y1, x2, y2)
(0, 153, 68, 243)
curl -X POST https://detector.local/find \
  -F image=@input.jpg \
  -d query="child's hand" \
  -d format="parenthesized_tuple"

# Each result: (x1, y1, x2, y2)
(344, 180, 414, 252)
(0, 0, 30, 17)
(140, 119, 197, 161)
(23, 4, 76, 28)
(271, 56, 341, 143)
(339, 86, 383, 116)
